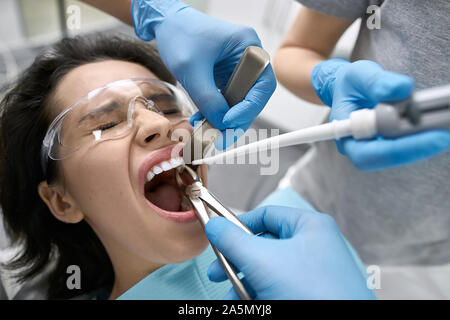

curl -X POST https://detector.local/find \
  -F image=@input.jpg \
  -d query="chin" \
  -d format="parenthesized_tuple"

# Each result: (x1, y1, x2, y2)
(162, 235, 210, 264)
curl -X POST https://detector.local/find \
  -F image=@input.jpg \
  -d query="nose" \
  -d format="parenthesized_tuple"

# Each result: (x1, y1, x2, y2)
(132, 101, 193, 149)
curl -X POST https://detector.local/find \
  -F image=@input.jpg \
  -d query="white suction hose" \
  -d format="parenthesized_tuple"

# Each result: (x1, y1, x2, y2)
(192, 109, 376, 166)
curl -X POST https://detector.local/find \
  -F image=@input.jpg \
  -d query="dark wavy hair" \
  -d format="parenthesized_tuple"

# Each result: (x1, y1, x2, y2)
(0, 34, 176, 299)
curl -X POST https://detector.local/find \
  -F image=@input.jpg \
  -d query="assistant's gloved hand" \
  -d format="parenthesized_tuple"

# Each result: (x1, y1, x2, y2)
(311, 59, 450, 171)
(132, 0, 276, 147)
(205, 206, 376, 300)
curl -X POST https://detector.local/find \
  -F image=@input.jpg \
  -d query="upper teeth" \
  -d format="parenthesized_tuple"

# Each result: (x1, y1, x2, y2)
(146, 157, 184, 182)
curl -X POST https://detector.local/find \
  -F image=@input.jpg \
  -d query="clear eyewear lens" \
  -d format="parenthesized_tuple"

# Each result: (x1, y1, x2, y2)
(45, 79, 195, 161)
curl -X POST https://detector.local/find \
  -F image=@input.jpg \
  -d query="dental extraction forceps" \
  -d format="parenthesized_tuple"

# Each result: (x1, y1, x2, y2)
(175, 165, 253, 300)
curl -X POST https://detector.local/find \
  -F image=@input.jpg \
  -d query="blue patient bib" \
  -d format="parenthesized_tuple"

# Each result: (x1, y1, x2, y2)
(118, 246, 231, 300)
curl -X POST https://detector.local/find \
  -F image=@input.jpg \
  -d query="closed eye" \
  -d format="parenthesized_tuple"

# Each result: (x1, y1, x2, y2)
(162, 109, 180, 115)
(97, 121, 121, 131)
(145, 133, 159, 143)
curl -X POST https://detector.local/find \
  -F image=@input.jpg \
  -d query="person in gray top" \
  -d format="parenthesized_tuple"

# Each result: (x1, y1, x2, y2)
(274, 0, 450, 298)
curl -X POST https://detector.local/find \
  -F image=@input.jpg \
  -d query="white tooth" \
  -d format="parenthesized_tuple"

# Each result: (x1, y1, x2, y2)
(172, 157, 184, 167)
(170, 158, 179, 168)
(161, 161, 172, 171)
(146, 171, 155, 181)
(152, 166, 163, 175)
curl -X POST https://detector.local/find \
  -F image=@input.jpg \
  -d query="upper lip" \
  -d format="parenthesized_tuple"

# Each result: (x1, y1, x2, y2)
(138, 144, 183, 195)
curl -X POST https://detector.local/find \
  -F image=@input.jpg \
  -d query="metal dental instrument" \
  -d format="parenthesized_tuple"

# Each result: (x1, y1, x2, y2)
(182, 46, 271, 164)
(175, 165, 253, 300)
(192, 83, 450, 166)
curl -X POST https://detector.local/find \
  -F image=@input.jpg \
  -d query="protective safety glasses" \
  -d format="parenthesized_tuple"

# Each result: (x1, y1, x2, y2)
(41, 78, 196, 171)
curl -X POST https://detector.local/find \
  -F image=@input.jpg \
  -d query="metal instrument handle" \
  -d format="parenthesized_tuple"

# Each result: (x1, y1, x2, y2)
(175, 165, 253, 300)
(211, 245, 251, 300)
(187, 194, 251, 300)
(222, 46, 270, 106)
(183, 46, 271, 163)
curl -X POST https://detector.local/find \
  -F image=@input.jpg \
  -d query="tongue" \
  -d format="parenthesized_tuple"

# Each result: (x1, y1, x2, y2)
(146, 183, 181, 212)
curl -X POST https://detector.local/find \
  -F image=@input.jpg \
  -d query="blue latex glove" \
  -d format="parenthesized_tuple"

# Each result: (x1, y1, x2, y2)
(132, 0, 277, 148)
(205, 206, 376, 300)
(311, 59, 450, 171)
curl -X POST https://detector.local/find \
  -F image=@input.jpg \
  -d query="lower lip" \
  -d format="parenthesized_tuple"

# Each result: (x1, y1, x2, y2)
(145, 198, 198, 223)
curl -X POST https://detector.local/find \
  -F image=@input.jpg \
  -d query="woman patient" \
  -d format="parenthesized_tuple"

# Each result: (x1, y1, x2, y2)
(0, 35, 214, 299)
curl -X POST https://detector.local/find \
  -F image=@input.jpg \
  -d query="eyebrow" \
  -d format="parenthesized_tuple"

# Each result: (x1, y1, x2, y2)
(78, 101, 121, 124)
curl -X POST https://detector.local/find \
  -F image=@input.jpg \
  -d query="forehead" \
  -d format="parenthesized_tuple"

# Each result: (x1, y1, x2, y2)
(52, 60, 159, 114)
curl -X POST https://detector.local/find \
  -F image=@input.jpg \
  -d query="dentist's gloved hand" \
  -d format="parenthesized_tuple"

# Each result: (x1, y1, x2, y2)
(311, 59, 450, 171)
(132, 0, 276, 147)
(205, 206, 376, 300)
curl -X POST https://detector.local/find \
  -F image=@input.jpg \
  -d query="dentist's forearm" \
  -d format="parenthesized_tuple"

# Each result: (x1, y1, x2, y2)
(273, 7, 353, 105)
(274, 47, 324, 104)
(81, 0, 133, 25)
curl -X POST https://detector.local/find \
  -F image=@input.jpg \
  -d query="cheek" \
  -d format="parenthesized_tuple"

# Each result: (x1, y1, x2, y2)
(61, 141, 133, 220)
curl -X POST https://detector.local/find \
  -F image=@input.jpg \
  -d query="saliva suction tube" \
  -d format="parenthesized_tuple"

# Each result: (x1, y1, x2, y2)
(193, 84, 450, 166)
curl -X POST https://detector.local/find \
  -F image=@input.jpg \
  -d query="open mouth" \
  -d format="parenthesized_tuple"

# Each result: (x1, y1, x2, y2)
(144, 158, 195, 212)
(139, 144, 200, 223)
